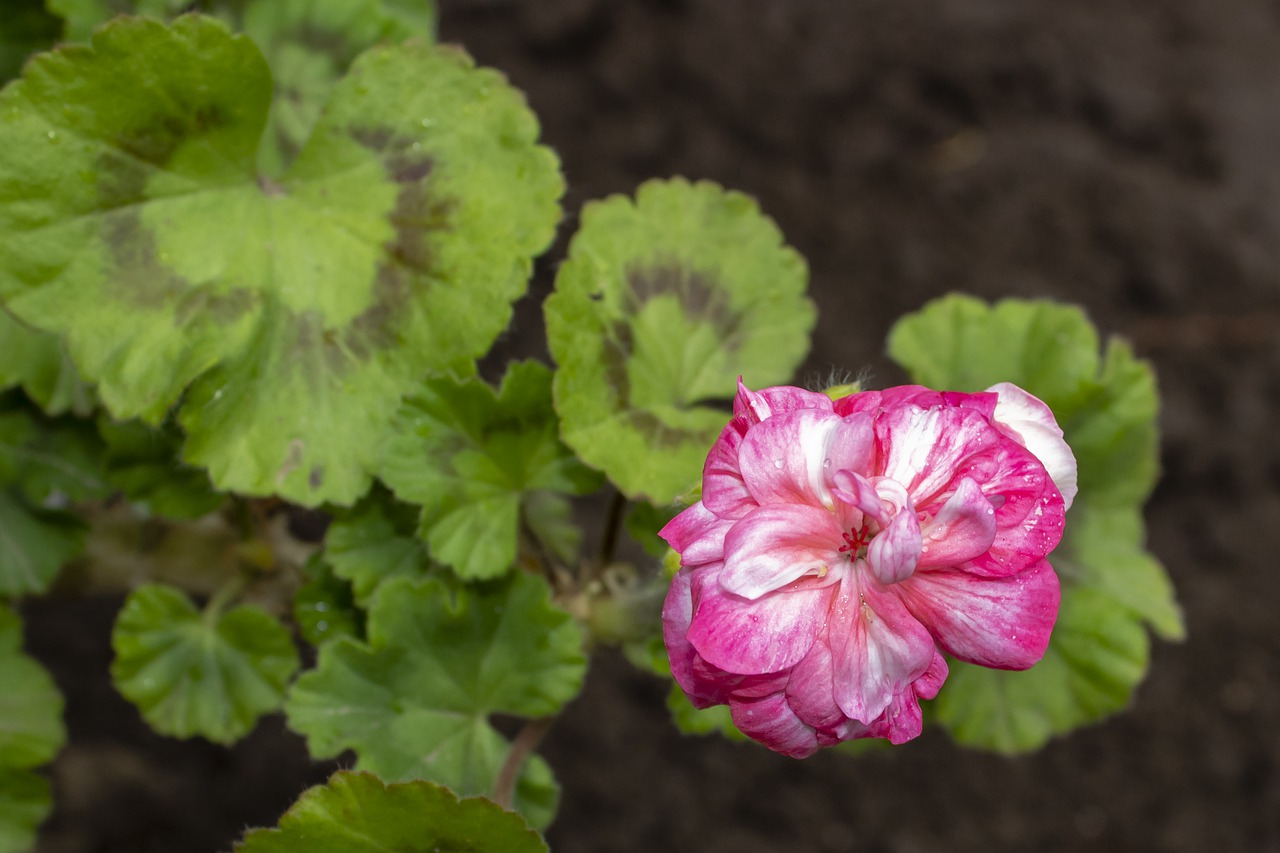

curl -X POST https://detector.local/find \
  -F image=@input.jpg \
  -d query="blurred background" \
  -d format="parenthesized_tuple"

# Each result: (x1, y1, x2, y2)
(27, 1, 1280, 850)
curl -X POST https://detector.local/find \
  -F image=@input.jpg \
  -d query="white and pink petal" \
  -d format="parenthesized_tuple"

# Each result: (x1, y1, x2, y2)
(894, 559, 1061, 670)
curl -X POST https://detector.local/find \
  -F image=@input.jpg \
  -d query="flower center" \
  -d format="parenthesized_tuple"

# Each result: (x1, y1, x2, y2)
(838, 524, 871, 561)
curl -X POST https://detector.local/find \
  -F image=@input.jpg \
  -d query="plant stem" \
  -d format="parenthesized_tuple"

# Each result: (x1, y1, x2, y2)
(202, 573, 247, 626)
(493, 716, 555, 810)
(596, 490, 627, 569)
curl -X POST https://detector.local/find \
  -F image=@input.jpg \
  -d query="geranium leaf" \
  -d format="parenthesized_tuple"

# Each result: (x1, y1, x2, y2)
(379, 361, 601, 580)
(0, 490, 84, 596)
(0, 766, 51, 853)
(285, 573, 586, 829)
(324, 487, 432, 604)
(0, 312, 94, 416)
(294, 555, 363, 646)
(545, 178, 815, 504)
(888, 294, 1182, 751)
(235, 771, 545, 853)
(0, 16, 562, 506)
(111, 583, 299, 744)
(97, 416, 226, 519)
(0, 606, 66, 769)
(0, 398, 109, 504)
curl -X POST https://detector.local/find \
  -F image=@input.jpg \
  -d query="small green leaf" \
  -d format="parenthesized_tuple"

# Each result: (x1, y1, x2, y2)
(235, 771, 545, 853)
(0, 490, 84, 596)
(0, 766, 51, 853)
(0, 398, 109, 504)
(888, 295, 1182, 751)
(294, 555, 362, 646)
(546, 178, 815, 504)
(285, 573, 586, 829)
(111, 583, 299, 744)
(0, 607, 66, 769)
(324, 487, 431, 604)
(0, 312, 94, 416)
(380, 361, 601, 580)
(0, 17, 562, 506)
(97, 416, 225, 519)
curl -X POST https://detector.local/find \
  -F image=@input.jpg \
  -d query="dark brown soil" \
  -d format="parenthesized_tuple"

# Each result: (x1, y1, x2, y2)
(23, 1, 1280, 850)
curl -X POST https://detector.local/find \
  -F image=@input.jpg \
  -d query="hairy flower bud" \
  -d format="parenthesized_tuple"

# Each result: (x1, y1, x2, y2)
(660, 380, 1075, 757)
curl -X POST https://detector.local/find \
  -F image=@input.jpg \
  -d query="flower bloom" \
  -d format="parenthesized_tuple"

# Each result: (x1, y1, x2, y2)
(660, 380, 1077, 757)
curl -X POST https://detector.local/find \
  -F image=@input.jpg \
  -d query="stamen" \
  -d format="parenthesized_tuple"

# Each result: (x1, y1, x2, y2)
(838, 524, 871, 559)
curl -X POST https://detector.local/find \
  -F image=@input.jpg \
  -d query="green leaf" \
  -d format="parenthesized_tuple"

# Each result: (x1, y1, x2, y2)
(294, 555, 362, 646)
(235, 771, 545, 853)
(887, 294, 1101, 413)
(97, 416, 225, 518)
(380, 361, 601, 580)
(0, 766, 51, 853)
(546, 178, 815, 504)
(0, 311, 94, 416)
(0, 607, 66, 768)
(324, 487, 431, 604)
(0, 0, 60, 83)
(111, 583, 299, 744)
(241, 0, 427, 176)
(0, 490, 84, 596)
(0, 16, 563, 506)
(888, 295, 1182, 751)
(49, 0, 202, 41)
(0, 400, 109, 504)
(285, 573, 586, 829)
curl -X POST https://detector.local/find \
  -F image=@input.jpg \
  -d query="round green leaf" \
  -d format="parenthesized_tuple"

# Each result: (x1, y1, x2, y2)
(0, 16, 562, 506)
(235, 771, 545, 853)
(285, 573, 586, 829)
(546, 178, 814, 503)
(0, 607, 66, 769)
(111, 583, 299, 744)
(97, 416, 225, 518)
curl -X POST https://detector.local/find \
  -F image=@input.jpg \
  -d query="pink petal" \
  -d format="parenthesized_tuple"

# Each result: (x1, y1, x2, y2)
(700, 419, 756, 520)
(734, 378, 833, 424)
(785, 640, 843, 730)
(894, 559, 1061, 669)
(867, 509, 921, 586)
(662, 569, 724, 707)
(719, 504, 844, 599)
(686, 563, 835, 674)
(659, 501, 733, 566)
(917, 476, 998, 569)
(987, 382, 1078, 511)
(965, 441, 1067, 578)
(729, 692, 821, 759)
(738, 409, 874, 509)
(828, 573, 936, 725)
(876, 404, 1002, 507)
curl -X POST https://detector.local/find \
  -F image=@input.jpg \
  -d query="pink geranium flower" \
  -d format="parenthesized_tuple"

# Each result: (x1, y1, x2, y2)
(660, 380, 1076, 757)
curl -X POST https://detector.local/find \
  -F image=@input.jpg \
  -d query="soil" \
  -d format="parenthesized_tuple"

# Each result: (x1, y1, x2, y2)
(20, 0, 1280, 851)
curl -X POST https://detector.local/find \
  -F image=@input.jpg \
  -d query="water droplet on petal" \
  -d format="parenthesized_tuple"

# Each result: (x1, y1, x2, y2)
(823, 458, 831, 469)
(774, 459, 784, 469)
